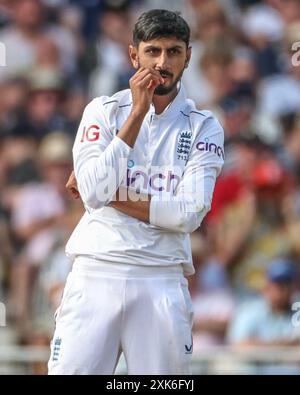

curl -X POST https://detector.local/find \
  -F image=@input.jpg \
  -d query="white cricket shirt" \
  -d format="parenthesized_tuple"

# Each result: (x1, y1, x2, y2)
(66, 85, 224, 275)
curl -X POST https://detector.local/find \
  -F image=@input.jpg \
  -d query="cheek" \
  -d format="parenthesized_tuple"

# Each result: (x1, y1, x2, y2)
(137, 57, 156, 69)
(174, 63, 187, 78)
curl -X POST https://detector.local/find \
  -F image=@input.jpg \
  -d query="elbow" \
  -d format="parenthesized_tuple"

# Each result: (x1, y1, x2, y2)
(76, 167, 106, 210)
(80, 191, 100, 210)
(150, 196, 211, 233)
(84, 195, 103, 210)
(180, 220, 200, 234)
(172, 214, 199, 233)
(78, 182, 105, 210)
(172, 203, 211, 233)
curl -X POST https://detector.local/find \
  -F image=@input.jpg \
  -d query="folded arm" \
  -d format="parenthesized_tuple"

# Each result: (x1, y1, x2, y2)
(74, 68, 163, 210)
(70, 117, 224, 233)
(110, 118, 224, 233)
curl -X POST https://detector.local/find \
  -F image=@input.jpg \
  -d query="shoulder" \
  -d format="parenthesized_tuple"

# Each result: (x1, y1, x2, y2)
(83, 89, 132, 117)
(184, 99, 224, 137)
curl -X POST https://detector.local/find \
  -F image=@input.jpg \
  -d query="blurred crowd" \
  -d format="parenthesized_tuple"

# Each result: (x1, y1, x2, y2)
(0, 0, 300, 374)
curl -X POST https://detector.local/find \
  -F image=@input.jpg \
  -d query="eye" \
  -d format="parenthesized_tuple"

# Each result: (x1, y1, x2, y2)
(168, 48, 181, 55)
(145, 48, 160, 55)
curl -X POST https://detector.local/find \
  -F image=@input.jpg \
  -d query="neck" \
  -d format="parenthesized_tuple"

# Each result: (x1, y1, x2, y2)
(152, 87, 178, 115)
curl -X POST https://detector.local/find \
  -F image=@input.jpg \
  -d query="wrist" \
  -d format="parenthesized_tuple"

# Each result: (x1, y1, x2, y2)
(130, 107, 149, 119)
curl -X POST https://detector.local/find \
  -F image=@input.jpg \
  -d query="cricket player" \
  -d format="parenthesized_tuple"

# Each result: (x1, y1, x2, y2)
(48, 9, 224, 375)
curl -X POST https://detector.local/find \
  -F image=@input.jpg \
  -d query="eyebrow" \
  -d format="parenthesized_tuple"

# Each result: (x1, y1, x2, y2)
(144, 44, 184, 51)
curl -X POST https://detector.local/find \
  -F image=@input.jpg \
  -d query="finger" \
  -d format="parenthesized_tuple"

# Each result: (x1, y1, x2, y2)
(130, 67, 147, 82)
(149, 68, 165, 83)
(138, 73, 162, 88)
(131, 68, 152, 83)
(134, 68, 164, 84)
(147, 78, 161, 90)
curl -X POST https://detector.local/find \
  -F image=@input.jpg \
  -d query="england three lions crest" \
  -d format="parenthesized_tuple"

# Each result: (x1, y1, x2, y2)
(177, 131, 192, 160)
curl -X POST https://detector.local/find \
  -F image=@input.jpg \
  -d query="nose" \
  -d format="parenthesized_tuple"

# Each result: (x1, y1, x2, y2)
(155, 50, 169, 71)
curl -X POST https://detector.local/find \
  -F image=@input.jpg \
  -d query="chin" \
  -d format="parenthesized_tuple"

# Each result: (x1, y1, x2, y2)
(154, 84, 176, 96)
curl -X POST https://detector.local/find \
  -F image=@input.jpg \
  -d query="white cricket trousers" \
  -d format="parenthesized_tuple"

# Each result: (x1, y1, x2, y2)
(48, 256, 194, 375)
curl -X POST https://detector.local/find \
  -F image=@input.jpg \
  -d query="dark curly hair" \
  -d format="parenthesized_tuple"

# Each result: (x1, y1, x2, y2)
(133, 9, 190, 47)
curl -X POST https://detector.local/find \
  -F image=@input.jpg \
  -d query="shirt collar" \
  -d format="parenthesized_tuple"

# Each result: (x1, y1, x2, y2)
(149, 82, 187, 119)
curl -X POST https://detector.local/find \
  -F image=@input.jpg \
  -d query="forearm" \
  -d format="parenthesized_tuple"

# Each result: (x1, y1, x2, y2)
(76, 112, 148, 209)
(109, 186, 205, 233)
(109, 187, 151, 222)
(75, 68, 163, 210)
(117, 110, 147, 148)
(76, 138, 131, 209)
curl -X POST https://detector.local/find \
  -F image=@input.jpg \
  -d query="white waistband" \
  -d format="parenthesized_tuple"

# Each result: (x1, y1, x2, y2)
(72, 256, 184, 279)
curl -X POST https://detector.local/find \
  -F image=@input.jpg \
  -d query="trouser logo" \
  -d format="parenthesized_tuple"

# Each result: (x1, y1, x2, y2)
(185, 335, 193, 354)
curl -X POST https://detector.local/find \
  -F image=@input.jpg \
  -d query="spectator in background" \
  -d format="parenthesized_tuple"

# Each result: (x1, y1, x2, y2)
(256, 21, 300, 142)
(0, 0, 46, 81)
(190, 232, 235, 353)
(8, 132, 73, 328)
(12, 67, 67, 141)
(269, 0, 300, 25)
(205, 132, 264, 226)
(278, 112, 300, 176)
(183, 0, 236, 107)
(211, 146, 300, 296)
(241, 0, 284, 78)
(0, 0, 79, 82)
(228, 258, 300, 347)
(199, 38, 235, 108)
(0, 208, 13, 302)
(88, 1, 135, 98)
(0, 76, 28, 136)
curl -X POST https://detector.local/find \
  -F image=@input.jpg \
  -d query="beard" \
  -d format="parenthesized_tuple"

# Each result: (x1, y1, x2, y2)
(154, 67, 185, 96)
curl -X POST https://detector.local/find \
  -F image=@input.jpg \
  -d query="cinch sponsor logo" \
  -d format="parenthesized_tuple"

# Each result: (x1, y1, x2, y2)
(196, 138, 224, 159)
(126, 167, 181, 193)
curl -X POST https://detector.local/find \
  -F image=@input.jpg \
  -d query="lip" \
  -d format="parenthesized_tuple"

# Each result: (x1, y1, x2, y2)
(161, 76, 170, 83)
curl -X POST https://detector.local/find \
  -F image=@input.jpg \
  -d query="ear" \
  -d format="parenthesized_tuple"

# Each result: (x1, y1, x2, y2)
(129, 45, 139, 69)
(185, 46, 192, 68)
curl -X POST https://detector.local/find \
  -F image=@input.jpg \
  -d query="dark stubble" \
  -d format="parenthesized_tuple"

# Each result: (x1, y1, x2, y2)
(154, 67, 185, 96)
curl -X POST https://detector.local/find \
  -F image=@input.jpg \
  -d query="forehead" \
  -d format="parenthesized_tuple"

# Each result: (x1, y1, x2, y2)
(138, 37, 186, 49)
